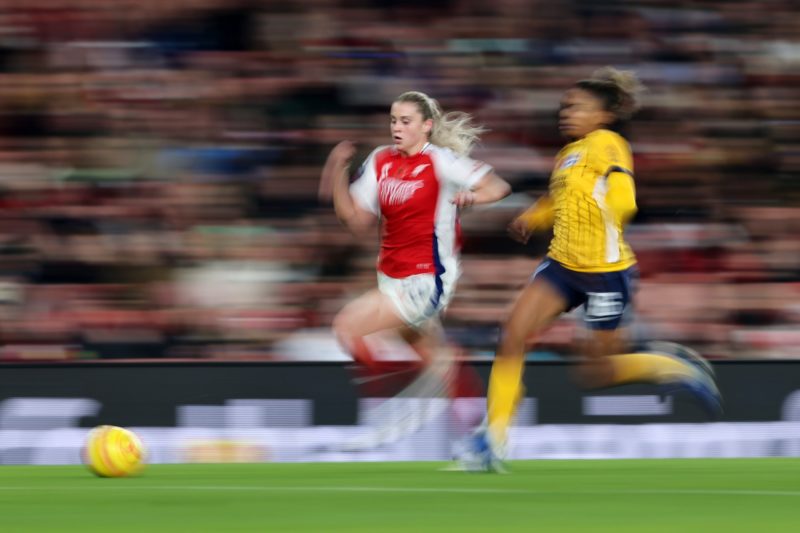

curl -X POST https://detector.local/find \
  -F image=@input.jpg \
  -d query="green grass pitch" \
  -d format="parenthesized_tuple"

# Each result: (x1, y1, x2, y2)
(1, 459, 799, 532)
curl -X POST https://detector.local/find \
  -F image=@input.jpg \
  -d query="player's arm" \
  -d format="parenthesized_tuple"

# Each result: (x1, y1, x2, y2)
(508, 195, 554, 243)
(319, 141, 377, 237)
(594, 132, 637, 226)
(605, 168, 637, 225)
(451, 171, 511, 208)
(518, 195, 555, 230)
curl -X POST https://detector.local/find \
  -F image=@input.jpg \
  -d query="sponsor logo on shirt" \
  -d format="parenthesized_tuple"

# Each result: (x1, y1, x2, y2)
(559, 153, 581, 169)
(380, 178, 424, 206)
(380, 162, 393, 181)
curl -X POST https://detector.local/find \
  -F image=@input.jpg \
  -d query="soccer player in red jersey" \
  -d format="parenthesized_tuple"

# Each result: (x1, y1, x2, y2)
(319, 91, 511, 447)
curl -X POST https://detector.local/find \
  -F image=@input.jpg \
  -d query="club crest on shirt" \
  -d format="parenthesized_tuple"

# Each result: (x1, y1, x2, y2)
(380, 178, 424, 206)
(559, 153, 581, 170)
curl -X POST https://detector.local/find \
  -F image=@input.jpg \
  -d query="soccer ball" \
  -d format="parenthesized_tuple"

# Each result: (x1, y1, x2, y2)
(83, 425, 146, 477)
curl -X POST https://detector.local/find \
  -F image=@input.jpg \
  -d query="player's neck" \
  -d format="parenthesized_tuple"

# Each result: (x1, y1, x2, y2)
(399, 141, 429, 157)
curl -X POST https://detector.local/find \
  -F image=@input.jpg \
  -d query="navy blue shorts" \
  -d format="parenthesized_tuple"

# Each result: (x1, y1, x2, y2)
(531, 258, 638, 330)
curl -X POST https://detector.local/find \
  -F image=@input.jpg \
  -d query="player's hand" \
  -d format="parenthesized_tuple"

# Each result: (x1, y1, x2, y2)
(451, 190, 476, 208)
(319, 141, 357, 201)
(329, 140, 357, 167)
(507, 216, 532, 243)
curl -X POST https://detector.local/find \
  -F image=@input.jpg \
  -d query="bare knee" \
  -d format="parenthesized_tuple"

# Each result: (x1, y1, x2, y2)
(332, 311, 357, 351)
(498, 321, 529, 356)
(497, 280, 567, 358)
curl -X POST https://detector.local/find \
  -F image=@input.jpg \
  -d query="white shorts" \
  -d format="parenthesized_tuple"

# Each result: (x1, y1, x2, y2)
(378, 268, 457, 329)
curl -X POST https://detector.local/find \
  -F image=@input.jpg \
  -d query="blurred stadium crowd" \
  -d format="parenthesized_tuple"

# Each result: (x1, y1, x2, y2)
(0, 0, 798, 361)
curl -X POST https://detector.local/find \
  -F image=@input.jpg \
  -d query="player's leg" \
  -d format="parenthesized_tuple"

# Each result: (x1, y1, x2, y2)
(405, 318, 483, 416)
(574, 270, 722, 416)
(348, 324, 453, 450)
(341, 272, 470, 451)
(332, 288, 408, 365)
(399, 322, 438, 365)
(333, 289, 408, 393)
(396, 319, 453, 392)
(463, 274, 567, 472)
(576, 328, 702, 387)
(486, 274, 568, 453)
(577, 329, 722, 416)
(382, 269, 463, 393)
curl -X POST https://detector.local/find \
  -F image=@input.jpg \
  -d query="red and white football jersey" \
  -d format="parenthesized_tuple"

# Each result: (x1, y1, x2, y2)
(350, 143, 492, 279)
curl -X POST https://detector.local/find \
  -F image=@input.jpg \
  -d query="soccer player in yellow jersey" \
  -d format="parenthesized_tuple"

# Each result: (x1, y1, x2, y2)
(468, 68, 722, 472)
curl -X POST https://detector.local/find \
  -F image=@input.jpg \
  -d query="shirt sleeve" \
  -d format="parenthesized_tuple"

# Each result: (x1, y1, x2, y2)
(519, 195, 555, 231)
(592, 132, 637, 224)
(606, 172, 637, 225)
(349, 148, 381, 216)
(433, 148, 493, 190)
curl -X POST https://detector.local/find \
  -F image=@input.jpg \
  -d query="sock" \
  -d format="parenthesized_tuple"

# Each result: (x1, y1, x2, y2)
(451, 361, 484, 399)
(608, 352, 696, 385)
(447, 359, 486, 437)
(349, 337, 422, 396)
(487, 355, 525, 446)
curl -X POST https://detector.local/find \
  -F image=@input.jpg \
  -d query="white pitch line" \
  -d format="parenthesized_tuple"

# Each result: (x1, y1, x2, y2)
(1, 486, 800, 497)
(0, 485, 524, 495)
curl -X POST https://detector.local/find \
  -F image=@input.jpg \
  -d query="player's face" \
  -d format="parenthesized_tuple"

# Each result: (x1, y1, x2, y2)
(558, 88, 614, 140)
(390, 101, 433, 156)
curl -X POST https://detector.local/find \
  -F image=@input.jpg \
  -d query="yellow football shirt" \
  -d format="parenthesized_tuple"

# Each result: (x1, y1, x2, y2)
(547, 129, 637, 272)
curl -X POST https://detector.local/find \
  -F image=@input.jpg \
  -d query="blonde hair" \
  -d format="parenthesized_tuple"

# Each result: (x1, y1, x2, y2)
(395, 91, 486, 156)
(576, 67, 645, 122)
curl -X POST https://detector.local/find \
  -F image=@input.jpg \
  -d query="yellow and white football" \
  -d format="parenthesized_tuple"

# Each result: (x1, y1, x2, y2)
(83, 425, 146, 477)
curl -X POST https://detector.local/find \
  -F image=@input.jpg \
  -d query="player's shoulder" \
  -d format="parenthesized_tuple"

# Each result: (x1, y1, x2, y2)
(588, 129, 629, 148)
(588, 129, 631, 155)
(365, 144, 395, 166)
(355, 145, 394, 179)
(425, 143, 460, 163)
(588, 129, 632, 166)
(368, 145, 395, 160)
